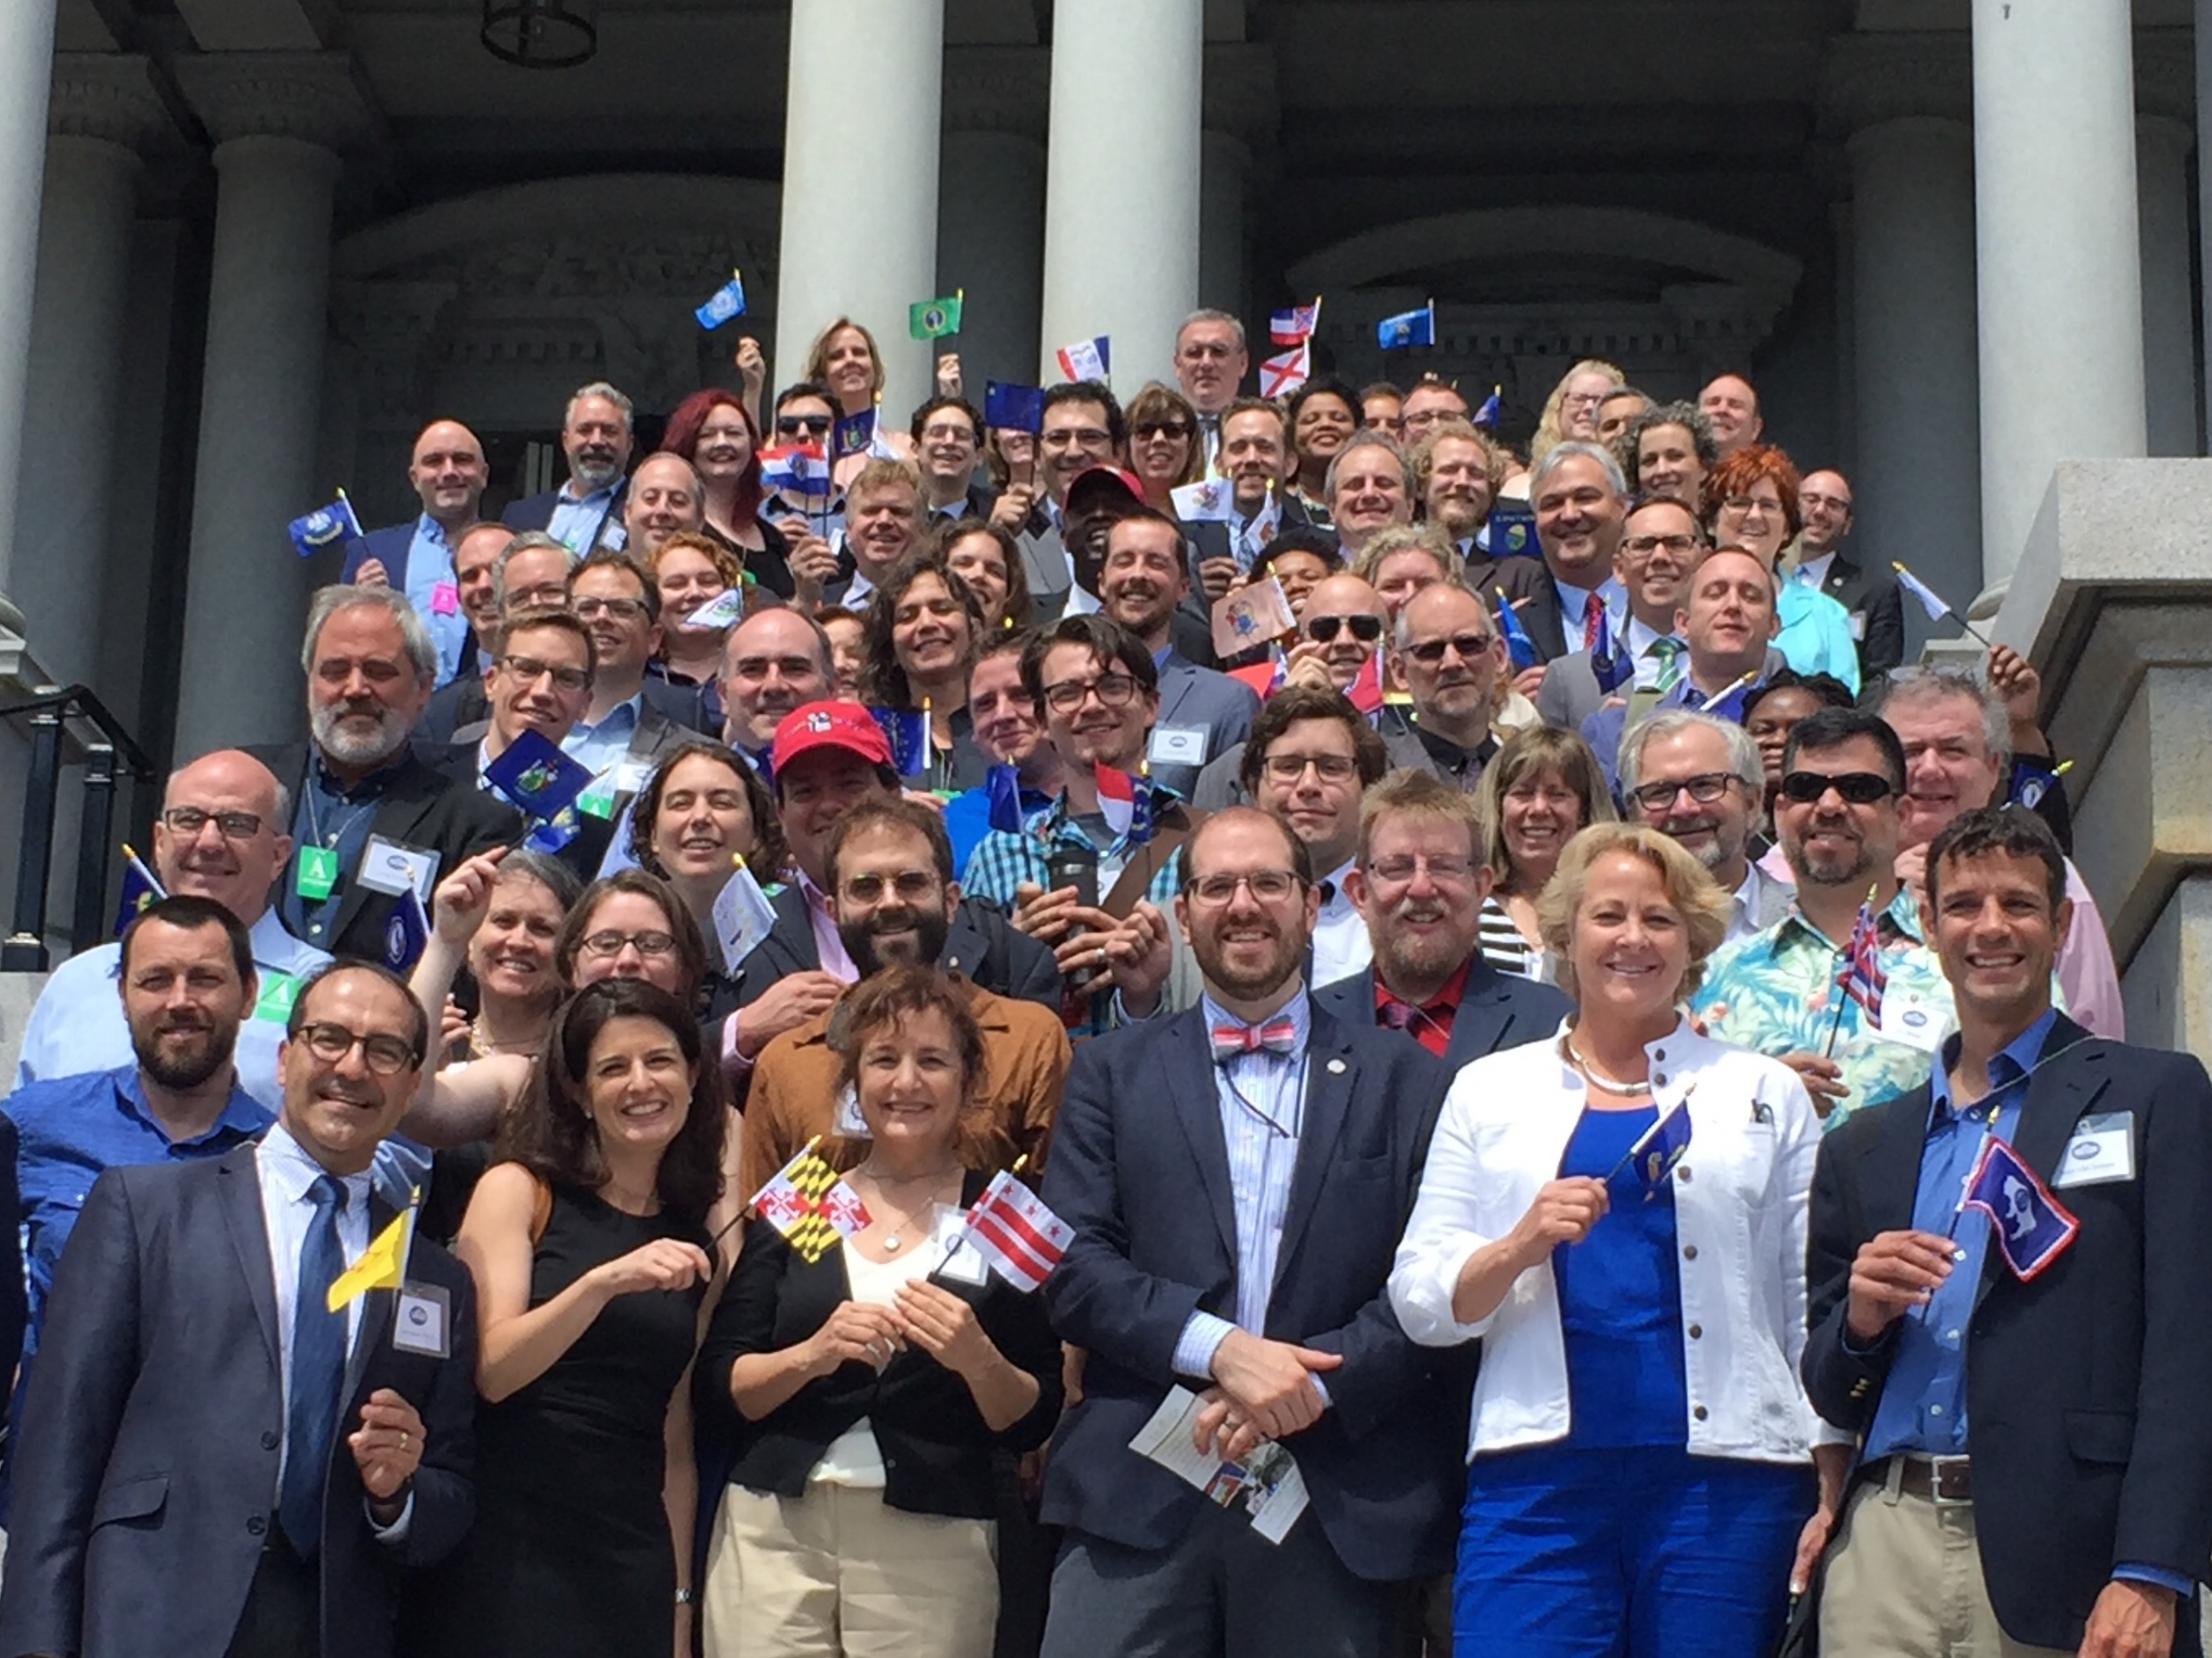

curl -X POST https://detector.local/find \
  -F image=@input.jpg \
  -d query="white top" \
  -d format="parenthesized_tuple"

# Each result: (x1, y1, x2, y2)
(1388, 1016, 1845, 1464)
(1309, 859, 1373, 988)
(256, 1124, 373, 1498)
(811, 1205, 965, 1488)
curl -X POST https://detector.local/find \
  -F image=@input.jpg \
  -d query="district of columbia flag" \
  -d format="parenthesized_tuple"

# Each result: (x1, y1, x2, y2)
(1057, 336, 1110, 383)
(1892, 561, 1953, 623)
(115, 843, 166, 936)
(1376, 301, 1436, 351)
(327, 1198, 417, 1312)
(754, 1143, 873, 1264)
(1962, 1137, 2080, 1281)
(962, 1170, 1072, 1293)
(288, 492, 363, 559)
(694, 272, 747, 329)
(759, 442, 832, 500)
(1269, 301, 1319, 345)
(1093, 761, 1152, 845)
(1259, 341, 1311, 400)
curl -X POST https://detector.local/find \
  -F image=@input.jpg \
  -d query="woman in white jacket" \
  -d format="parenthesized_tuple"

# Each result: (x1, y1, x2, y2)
(1389, 823, 1847, 1658)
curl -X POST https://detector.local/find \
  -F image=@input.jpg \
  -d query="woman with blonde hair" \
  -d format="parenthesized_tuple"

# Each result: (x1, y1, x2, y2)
(1390, 823, 1842, 1658)
(1530, 359, 1626, 467)
(1474, 725, 1618, 980)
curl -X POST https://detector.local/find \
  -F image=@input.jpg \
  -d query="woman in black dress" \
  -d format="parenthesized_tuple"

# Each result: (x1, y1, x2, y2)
(433, 978, 726, 1658)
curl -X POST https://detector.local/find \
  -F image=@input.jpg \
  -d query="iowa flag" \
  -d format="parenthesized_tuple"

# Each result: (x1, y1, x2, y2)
(961, 1170, 1071, 1293)
(755, 1145, 873, 1264)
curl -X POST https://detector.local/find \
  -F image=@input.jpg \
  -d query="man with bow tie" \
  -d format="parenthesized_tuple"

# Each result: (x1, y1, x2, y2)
(1037, 806, 1463, 1658)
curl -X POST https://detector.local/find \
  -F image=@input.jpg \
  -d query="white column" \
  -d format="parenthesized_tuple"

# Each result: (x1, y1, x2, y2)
(937, 47, 1047, 400)
(1039, 0, 1203, 391)
(774, 0, 944, 422)
(10, 57, 168, 690)
(0, 0, 63, 598)
(1972, 0, 2146, 585)
(172, 53, 373, 756)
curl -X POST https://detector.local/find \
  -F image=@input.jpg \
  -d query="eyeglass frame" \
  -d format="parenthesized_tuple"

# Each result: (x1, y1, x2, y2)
(293, 1020, 421, 1076)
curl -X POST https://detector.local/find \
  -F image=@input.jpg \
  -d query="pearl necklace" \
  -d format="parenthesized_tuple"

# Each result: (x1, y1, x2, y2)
(857, 1164, 959, 1253)
(1565, 1038, 1654, 1097)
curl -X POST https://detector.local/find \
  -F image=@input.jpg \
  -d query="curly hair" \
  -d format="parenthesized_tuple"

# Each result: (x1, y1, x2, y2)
(1700, 444, 1803, 542)
(628, 740, 790, 884)
(859, 550, 988, 711)
(823, 966, 1004, 1171)
(1624, 402, 1718, 496)
(925, 516, 1034, 633)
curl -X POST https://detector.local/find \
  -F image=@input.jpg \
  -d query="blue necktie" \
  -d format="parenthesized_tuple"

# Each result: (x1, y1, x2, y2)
(279, 1173, 348, 1557)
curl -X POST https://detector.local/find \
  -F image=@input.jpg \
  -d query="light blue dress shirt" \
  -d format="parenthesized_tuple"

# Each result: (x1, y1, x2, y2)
(562, 694, 642, 780)
(401, 515, 470, 686)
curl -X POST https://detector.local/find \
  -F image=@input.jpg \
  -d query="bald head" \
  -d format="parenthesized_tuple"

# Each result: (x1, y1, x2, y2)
(625, 452, 705, 558)
(409, 420, 490, 529)
(154, 750, 294, 925)
(1300, 575, 1389, 691)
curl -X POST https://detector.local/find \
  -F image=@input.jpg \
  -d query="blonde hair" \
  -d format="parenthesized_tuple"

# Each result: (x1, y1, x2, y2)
(1535, 823, 1730, 1002)
(1476, 725, 1618, 889)
(803, 317, 885, 398)
(1411, 418, 1508, 496)
(847, 456, 922, 503)
(1356, 768, 1485, 868)
(1354, 523, 1463, 589)
(648, 529, 746, 591)
(1530, 358, 1625, 468)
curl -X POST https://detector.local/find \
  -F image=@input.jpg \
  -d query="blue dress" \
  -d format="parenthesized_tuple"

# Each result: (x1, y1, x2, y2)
(1452, 1106, 1813, 1658)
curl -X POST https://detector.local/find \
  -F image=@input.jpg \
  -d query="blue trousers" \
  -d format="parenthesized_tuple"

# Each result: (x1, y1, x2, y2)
(1453, 1443, 1812, 1658)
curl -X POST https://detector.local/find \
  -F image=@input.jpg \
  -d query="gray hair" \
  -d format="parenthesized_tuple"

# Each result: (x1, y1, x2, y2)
(1864, 666, 2014, 771)
(1618, 709, 1764, 798)
(300, 586, 437, 683)
(492, 531, 580, 609)
(1178, 308, 1246, 354)
(494, 846, 584, 913)
(1323, 430, 1412, 500)
(1528, 438, 1627, 503)
(1623, 401, 1718, 473)
(564, 380, 635, 434)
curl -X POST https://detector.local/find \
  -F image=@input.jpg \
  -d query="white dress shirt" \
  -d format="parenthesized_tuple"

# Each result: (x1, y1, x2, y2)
(1308, 859, 1373, 988)
(1388, 1016, 1844, 1465)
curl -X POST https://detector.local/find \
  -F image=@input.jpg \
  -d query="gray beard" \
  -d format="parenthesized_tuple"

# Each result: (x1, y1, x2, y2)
(311, 703, 411, 771)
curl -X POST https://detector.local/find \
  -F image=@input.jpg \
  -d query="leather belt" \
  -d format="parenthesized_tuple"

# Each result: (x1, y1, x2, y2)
(1879, 1454, 1973, 1506)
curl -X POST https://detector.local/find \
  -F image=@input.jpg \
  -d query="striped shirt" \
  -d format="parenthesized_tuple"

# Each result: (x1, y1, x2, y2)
(1477, 895, 1544, 982)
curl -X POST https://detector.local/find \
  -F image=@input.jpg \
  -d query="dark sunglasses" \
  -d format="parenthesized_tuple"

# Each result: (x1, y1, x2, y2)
(776, 415, 832, 435)
(1132, 420, 1194, 441)
(1403, 633, 1494, 666)
(1304, 613, 1384, 645)
(1778, 769, 1894, 805)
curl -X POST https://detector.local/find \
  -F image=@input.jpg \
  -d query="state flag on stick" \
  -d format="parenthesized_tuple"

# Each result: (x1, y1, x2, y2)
(1496, 588, 1540, 671)
(1269, 301, 1319, 345)
(694, 272, 747, 329)
(380, 886, 432, 975)
(961, 1170, 1072, 1293)
(115, 843, 166, 937)
(983, 381, 1046, 434)
(753, 1140, 873, 1264)
(1057, 336, 1110, 382)
(1093, 762, 1152, 845)
(288, 492, 362, 559)
(759, 443, 832, 500)
(1259, 342, 1311, 400)
(1377, 301, 1436, 351)
(909, 291, 964, 339)
(1609, 1102, 1693, 1201)
(1962, 1138, 2080, 1282)
(327, 1200, 417, 1312)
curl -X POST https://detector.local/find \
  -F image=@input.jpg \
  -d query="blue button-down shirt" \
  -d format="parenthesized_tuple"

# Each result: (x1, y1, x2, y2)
(546, 482, 625, 555)
(401, 514, 470, 686)
(562, 693, 642, 780)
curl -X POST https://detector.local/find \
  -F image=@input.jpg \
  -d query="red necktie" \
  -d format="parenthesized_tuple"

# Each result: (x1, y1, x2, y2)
(1582, 592, 1605, 654)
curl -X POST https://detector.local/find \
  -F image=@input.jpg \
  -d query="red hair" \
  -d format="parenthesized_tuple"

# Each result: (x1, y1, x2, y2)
(1699, 444, 1802, 540)
(662, 389, 762, 521)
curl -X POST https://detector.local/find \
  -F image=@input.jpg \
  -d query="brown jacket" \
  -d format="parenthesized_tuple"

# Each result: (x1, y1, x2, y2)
(737, 977, 1073, 1202)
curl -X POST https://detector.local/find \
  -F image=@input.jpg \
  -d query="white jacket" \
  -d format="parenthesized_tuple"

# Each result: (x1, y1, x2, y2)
(1389, 1016, 1842, 1464)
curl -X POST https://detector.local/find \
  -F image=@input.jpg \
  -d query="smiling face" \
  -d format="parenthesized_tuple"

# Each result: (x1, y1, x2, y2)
(1712, 476, 1789, 566)
(1038, 640, 1156, 774)
(1253, 716, 1366, 877)
(1566, 849, 1692, 1022)
(822, 325, 878, 408)
(1534, 453, 1625, 587)
(488, 621, 592, 747)
(1698, 374, 1762, 454)
(917, 407, 980, 491)
(1293, 391, 1358, 470)
(890, 570, 974, 687)
(1130, 407, 1195, 487)
(624, 455, 703, 556)
(1559, 370, 1617, 440)
(852, 1004, 969, 1153)
(563, 394, 633, 491)
(722, 609, 831, 750)
(1174, 319, 1247, 415)
(1614, 500, 1701, 628)
(776, 747, 892, 889)
(832, 820, 956, 975)
(454, 524, 510, 633)
(276, 969, 423, 1176)
(1348, 812, 1491, 988)
(1394, 583, 1501, 732)
(1636, 422, 1704, 505)
(944, 529, 1011, 628)
(1423, 436, 1494, 538)
(1300, 574, 1389, 688)
(690, 400, 753, 486)
(571, 563, 660, 684)
(307, 603, 434, 772)
(153, 750, 292, 923)
(648, 752, 758, 885)
(1887, 691, 2004, 849)
(1501, 765, 1584, 881)
(847, 482, 919, 583)
(968, 650, 1043, 768)
(1778, 734, 1902, 892)
(582, 1014, 694, 1157)
(1220, 408, 1287, 514)
(570, 891, 686, 996)
(122, 917, 250, 1089)
(1099, 517, 1189, 648)
(656, 544, 729, 631)
(1625, 724, 1751, 879)
(409, 420, 489, 522)
(1930, 849, 2071, 1026)
(1330, 445, 1410, 543)
(467, 869, 566, 1010)
(1176, 813, 1318, 1002)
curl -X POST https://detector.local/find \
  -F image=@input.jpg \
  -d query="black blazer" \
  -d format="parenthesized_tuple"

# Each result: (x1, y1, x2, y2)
(1311, 960, 1568, 1073)
(0, 1145, 478, 1658)
(1815, 551, 1905, 680)
(1802, 1017, 2212, 1650)
(696, 1170, 1062, 1520)
(1038, 1004, 1464, 1582)
(255, 745, 521, 965)
(501, 480, 628, 553)
(1501, 560, 1576, 664)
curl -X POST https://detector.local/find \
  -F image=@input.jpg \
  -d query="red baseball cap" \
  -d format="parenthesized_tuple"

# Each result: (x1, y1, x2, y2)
(770, 700, 892, 777)
(1066, 466, 1146, 514)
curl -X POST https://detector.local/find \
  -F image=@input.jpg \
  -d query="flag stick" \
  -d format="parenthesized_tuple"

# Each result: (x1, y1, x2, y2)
(1892, 561, 1997, 649)
(1822, 883, 1882, 1058)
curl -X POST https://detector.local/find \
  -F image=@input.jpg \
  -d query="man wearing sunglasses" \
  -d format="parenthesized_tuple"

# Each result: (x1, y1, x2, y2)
(502, 379, 636, 555)
(1382, 583, 1506, 794)
(1696, 707, 1960, 1129)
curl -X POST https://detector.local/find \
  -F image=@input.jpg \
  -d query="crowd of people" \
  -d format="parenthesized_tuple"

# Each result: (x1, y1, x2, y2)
(0, 305, 2205, 1658)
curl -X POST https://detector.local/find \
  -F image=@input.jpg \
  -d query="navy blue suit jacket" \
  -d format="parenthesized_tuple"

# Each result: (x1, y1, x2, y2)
(338, 522, 419, 588)
(1039, 1002, 1464, 1581)
(1311, 959, 1567, 1075)
(502, 481, 627, 552)
(0, 1144, 478, 1658)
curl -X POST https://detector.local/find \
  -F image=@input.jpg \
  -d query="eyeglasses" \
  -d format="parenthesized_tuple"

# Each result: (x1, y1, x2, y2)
(1561, 391, 1608, 411)
(1186, 869, 1304, 907)
(506, 584, 570, 610)
(1626, 772, 1739, 814)
(919, 423, 978, 445)
(578, 929, 677, 959)
(295, 1021, 418, 1075)
(1366, 854, 1478, 887)
(776, 415, 832, 435)
(1304, 613, 1384, 645)
(162, 806, 264, 840)
(841, 871, 939, 905)
(1040, 428, 1113, 450)
(1720, 496, 1779, 518)
(1262, 752, 1360, 784)
(1778, 769, 1895, 805)
(500, 655, 591, 693)
(1132, 421, 1194, 441)
(1042, 672, 1139, 712)
(1403, 633, 1494, 666)
(573, 596, 648, 623)
(1622, 534, 1701, 555)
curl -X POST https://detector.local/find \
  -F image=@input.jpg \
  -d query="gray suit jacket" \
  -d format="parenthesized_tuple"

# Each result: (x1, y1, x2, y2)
(1151, 653, 1260, 801)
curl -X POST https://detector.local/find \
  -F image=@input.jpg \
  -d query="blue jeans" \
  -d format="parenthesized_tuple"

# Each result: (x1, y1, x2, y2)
(1453, 1443, 1812, 1658)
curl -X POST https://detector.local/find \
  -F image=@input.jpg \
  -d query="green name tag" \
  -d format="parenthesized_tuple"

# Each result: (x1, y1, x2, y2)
(295, 845, 341, 902)
(253, 973, 300, 1024)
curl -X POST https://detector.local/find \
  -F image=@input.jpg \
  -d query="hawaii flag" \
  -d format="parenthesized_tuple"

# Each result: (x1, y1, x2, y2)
(754, 1145, 873, 1264)
(961, 1170, 1072, 1293)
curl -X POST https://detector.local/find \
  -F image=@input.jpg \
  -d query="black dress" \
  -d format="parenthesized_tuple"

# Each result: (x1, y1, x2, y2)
(414, 1183, 708, 1658)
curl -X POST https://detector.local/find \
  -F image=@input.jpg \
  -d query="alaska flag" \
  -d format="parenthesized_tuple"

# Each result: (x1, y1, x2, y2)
(1377, 303, 1436, 351)
(380, 886, 431, 974)
(1613, 1104, 1693, 1201)
(114, 845, 166, 936)
(869, 707, 929, 777)
(1473, 387, 1503, 427)
(694, 273, 747, 329)
(986, 764, 1028, 834)
(1495, 588, 1540, 671)
(484, 728, 594, 824)
(1590, 606, 1633, 695)
(2010, 756, 2062, 812)
(288, 493, 363, 559)
(983, 381, 1046, 434)
(1963, 1137, 2081, 1282)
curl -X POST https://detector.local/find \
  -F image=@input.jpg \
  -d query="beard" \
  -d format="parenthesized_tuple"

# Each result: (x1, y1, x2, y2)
(131, 1014, 238, 1090)
(311, 700, 412, 770)
(1189, 913, 1304, 1003)
(1376, 906, 1468, 987)
(571, 448, 623, 491)
(840, 904, 952, 977)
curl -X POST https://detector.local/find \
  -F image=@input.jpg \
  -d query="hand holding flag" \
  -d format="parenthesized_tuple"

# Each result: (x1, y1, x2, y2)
(327, 1197, 418, 1311)
(1495, 588, 1540, 671)
(1607, 1099, 1694, 1200)
(484, 729, 595, 825)
(712, 854, 778, 973)
(289, 492, 363, 559)
(960, 1169, 1072, 1292)
(1961, 1139, 2080, 1281)
(753, 1139, 873, 1264)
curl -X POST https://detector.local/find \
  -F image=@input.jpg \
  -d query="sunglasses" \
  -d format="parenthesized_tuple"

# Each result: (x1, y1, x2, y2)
(1132, 420, 1194, 441)
(1778, 769, 1894, 805)
(1304, 613, 1384, 646)
(776, 415, 832, 435)
(1403, 633, 1494, 666)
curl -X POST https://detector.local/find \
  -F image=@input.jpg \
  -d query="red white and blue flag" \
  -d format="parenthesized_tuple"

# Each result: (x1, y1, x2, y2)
(1259, 342, 1310, 400)
(1269, 302, 1319, 345)
(1962, 1138, 2080, 1281)
(1834, 899, 1888, 1020)
(1346, 647, 1386, 718)
(960, 1170, 1072, 1293)
(759, 442, 831, 500)
(1093, 761, 1152, 845)
(1057, 336, 1110, 383)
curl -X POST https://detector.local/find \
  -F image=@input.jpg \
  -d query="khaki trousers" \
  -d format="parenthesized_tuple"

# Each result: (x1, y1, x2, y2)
(1819, 1469, 2070, 1658)
(701, 1482, 998, 1658)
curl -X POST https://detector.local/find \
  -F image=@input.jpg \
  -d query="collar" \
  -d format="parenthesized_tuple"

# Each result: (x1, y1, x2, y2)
(1774, 883, 1923, 955)
(411, 513, 451, 548)
(1318, 858, 1357, 908)
(1930, 1006, 2059, 1126)
(247, 908, 328, 976)
(798, 867, 835, 916)
(1626, 617, 1680, 656)
(1152, 644, 1175, 671)
(570, 693, 643, 738)
(1375, 954, 1473, 1016)
(1795, 549, 1839, 588)
(310, 749, 412, 802)
(1552, 575, 1622, 624)
(559, 479, 617, 508)
(116, 1065, 270, 1147)
(1409, 717, 1495, 772)
(257, 1120, 374, 1211)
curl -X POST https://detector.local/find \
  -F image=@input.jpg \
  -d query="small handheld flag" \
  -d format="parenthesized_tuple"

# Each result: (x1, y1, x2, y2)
(1961, 1138, 2080, 1282)
(682, 588, 748, 632)
(1836, 897, 1888, 1020)
(1495, 588, 1540, 671)
(983, 381, 1047, 434)
(1056, 336, 1110, 383)
(1487, 499, 1538, 558)
(1093, 762, 1152, 846)
(694, 272, 747, 330)
(484, 729, 595, 825)
(2010, 756, 2068, 812)
(712, 854, 778, 973)
(986, 764, 1028, 834)
(1345, 646, 1386, 717)
(759, 442, 832, 501)
(1696, 671, 1759, 720)
(1608, 1102, 1693, 1200)
(114, 844, 166, 936)
(288, 492, 363, 559)
(1269, 302, 1319, 345)
(1892, 561, 1996, 647)
(832, 408, 878, 461)
(1169, 479, 1236, 524)
(381, 886, 432, 975)
(1473, 386, 1503, 427)
(1377, 301, 1436, 351)
(1258, 342, 1311, 400)
(909, 292, 964, 340)
(961, 1169, 1072, 1293)
(754, 1141, 873, 1264)
(869, 707, 929, 778)
(327, 1203, 415, 1311)
(1589, 606, 1633, 696)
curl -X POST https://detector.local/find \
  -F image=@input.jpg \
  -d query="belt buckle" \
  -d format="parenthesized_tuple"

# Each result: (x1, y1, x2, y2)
(1926, 1454, 1972, 1506)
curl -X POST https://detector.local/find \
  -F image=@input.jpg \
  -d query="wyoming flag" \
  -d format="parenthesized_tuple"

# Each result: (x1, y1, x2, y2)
(754, 1145, 873, 1264)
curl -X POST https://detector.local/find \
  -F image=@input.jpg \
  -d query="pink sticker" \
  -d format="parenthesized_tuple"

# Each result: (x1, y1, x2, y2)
(431, 583, 459, 616)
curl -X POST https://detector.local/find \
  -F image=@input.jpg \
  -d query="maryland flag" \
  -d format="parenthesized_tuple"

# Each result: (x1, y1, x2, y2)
(754, 1144, 873, 1264)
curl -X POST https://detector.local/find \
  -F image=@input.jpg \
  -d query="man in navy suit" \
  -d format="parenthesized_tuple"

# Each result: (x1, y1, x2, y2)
(501, 380, 634, 555)
(1802, 808, 2212, 1658)
(339, 420, 491, 687)
(1316, 769, 1568, 1066)
(0, 961, 478, 1658)
(1039, 806, 1463, 1657)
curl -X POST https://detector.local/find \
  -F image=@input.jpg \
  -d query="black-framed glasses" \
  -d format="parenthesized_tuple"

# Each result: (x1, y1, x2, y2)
(841, 871, 939, 905)
(579, 929, 677, 959)
(572, 596, 648, 623)
(500, 655, 591, 693)
(296, 1021, 417, 1075)
(1262, 752, 1359, 784)
(1042, 672, 1139, 712)
(1304, 613, 1384, 645)
(1622, 533, 1700, 555)
(1186, 869, 1304, 907)
(162, 806, 264, 840)
(776, 415, 832, 435)
(1627, 772, 1739, 814)
(1778, 769, 1895, 805)
(1403, 633, 1494, 666)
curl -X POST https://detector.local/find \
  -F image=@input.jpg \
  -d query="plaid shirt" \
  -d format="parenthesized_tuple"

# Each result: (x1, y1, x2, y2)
(960, 786, 1187, 913)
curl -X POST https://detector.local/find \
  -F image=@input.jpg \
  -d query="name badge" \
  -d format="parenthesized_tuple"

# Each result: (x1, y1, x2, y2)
(392, 1281, 452, 1358)
(938, 1238, 990, 1287)
(357, 835, 439, 904)
(1148, 725, 1209, 768)
(431, 583, 460, 617)
(252, 972, 300, 1025)
(295, 845, 341, 903)
(1874, 987, 1947, 1054)
(2054, 1110, 2137, 1189)
(1848, 610, 1867, 642)
(831, 1082, 870, 1140)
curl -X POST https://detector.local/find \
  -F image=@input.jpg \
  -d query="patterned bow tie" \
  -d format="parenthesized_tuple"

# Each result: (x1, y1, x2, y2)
(1211, 1019, 1299, 1062)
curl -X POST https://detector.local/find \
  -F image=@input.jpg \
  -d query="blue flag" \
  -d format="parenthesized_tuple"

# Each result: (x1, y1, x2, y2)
(832, 408, 877, 461)
(694, 273, 747, 329)
(1962, 1138, 2080, 1281)
(380, 886, 431, 974)
(1486, 499, 1538, 558)
(114, 845, 166, 937)
(869, 707, 929, 778)
(484, 728, 594, 824)
(1495, 588, 1540, 671)
(984, 381, 1046, 434)
(1611, 1104, 1693, 1201)
(2009, 756, 2063, 813)
(1377, 303, 1436, 351)
(986, 764, 1027, 834)
(1472, 387, 1503, 427)
(288, 493, 363, 559)
(1590, 605, 1633, 696)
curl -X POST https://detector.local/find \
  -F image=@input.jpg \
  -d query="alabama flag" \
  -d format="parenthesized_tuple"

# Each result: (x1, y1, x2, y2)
(1259, 342, 1310, 399)
(1093, 761, 1153, 845)
(962, 1170, 1072, 1293)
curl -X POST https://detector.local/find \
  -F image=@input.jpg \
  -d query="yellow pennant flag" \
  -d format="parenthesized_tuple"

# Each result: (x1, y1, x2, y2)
(327, 1207, 413, 1312)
